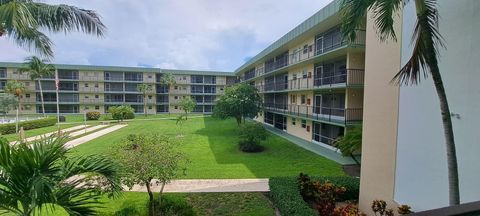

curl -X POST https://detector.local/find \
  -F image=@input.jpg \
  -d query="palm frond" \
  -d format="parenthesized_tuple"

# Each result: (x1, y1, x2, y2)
(0, 0, 38, 35)
(27, 2, 106, 36)
(370, 0, 403, 41)
(392, 0, 444, 85)
(10, 27, 54, 57)
(340, 0, 374, 41)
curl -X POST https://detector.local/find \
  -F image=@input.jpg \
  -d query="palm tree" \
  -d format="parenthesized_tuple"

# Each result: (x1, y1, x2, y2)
(340, 0, 459, 205)
(4, 80, 26, 133)
(137, 83, 153, 116)
(0, 1, 106, 57)
(19, 56, 55, 118)
(159, 73, 176, 114)
(0, 136, 122, 216)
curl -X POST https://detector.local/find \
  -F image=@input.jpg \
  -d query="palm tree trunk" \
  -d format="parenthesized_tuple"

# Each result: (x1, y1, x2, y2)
(144, 94, 147, 117)
(430, 65, 460, 205)
(16, 102, 19, 134)
(38, 79, 46, 118)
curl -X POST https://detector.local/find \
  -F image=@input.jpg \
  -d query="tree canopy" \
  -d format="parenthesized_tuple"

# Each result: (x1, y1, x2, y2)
(179, 97, 196, 119)
(213, 83, 263, 125)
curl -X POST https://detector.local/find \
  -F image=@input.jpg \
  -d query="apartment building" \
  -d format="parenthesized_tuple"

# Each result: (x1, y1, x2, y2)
(234, 0, 365, 156)
(0, 63, 236, 115)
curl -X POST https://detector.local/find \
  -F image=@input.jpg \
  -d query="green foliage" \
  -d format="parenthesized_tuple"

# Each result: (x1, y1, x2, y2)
(179, 97, 196, 118)
(153, 195, 196, 216)
(136, 83, 152, 94)
(238, 122, 267, 152)
(269, 175, 360, 216)
(0, 117, 56, 135)
(19, 56, 55, 80)
(86, 111, 101, 120)
(213, 83, 263, 125)
(298, 173, 347, 216)
(0, 136, 121, 216)
(334, 125, 362, 164)
(4, 80, 26, 97)
(0, 1, 106, 57)
(113, 133, 189, 206)
(108, 105, 135, 121)
(0, 93, 18, 114)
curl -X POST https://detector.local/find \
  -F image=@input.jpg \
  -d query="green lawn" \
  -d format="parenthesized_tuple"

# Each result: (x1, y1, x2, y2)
(2, 192, 275, 216)
(72, 117, 344, 178)
(2, 123, 83, 142)
(54, 113, 206, 123)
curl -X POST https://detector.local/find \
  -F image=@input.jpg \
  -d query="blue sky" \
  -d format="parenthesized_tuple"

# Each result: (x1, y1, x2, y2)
(0, 0, 332, 71)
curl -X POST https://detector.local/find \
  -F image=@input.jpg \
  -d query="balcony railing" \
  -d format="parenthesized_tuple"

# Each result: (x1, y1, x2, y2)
(39, 98, 79, 103)
(104, 99, 124, 103)
(256, 69, 364, 92)
(241, 30, 366, 81)
(263, 103, 363, 124)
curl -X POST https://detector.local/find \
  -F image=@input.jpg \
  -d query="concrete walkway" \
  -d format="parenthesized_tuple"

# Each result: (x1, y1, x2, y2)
(64, 124, 127, 149)
(125, 179, 270, 193)
(9, 124, 90, 145)
(67, 124, 108, 137)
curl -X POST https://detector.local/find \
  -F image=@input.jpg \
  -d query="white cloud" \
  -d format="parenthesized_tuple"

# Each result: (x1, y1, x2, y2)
(0, 0, 333, 71)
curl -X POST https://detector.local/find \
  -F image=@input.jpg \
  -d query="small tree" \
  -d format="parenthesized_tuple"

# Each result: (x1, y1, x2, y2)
(137, 84, 153, 117)
(334, 125, 362, 164)
(4, 80, 26, 133)
(213, 83, 263, 125)
(179, 97, 196, 120)
(0, 93, 18, 117)
(108, 105, 135, 122)
(19, 56, 55, 117)
(238, 122, 267, 152)
(114, 134, 189, 214)
(159, 73, 176, 114)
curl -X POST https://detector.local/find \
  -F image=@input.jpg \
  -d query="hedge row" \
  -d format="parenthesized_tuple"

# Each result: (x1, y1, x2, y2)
(0, 117, 57, 135)
(269, 176, 360, 216)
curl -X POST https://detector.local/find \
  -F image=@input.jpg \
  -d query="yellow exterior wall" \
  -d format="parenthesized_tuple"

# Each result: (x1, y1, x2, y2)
(286, 117, 312, 141)
(358, 10, 402, 214)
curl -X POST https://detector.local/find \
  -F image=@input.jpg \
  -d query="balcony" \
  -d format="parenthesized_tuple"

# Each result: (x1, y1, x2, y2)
(263, 103, 363, 125)
(256, 69, 364, 93)
(241, 30, 366, 81)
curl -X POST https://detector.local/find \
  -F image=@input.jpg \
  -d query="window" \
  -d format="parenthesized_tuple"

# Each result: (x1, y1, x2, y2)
(84, 83, 89, 87)
(148, 95, 152, 99)
(25, 82, 30, 86)
(302, 70, 308, 78)
(301, 95, 306, 104)
(293, 74, 297, 80)
(85, 106, 89, 110)
(85, 96, 89, 99)
(148, 75, 152, 78)
(183, 87, 186, 90)
(174, 86, 178, 90)
(174, 96, 178, 99)
(290, 95, 296, 104)
(301, 120, 307, 128)
(95, 95, 99, 99)
(149, 106, 152, 109)
(174, 106, 178, 109)
(307, 98, 311, 105)
(220, 88, 224, 91)
(183, 76, 187, 80)
(292, 118, 296, 125)
(95, 83, 99, 88)
(95, 106, 99, 110)
(303, 45, 308, 54)
(25, 94, 30, 98)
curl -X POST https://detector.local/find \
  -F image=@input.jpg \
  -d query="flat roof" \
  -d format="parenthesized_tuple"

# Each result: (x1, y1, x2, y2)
(0, 62, 235, 76)
(234, 0, 341, 74)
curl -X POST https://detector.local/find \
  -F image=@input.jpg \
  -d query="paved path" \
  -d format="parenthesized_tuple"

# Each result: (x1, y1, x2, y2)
(10, 124, 90, 145)
(64, 124, 127, 149)
(67, 124, 108, 137)
(125, 179, 270, 193)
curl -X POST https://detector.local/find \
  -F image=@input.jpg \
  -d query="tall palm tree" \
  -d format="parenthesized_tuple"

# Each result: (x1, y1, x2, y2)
(0, 136, 122, 216)
(137, 83, 152, 116)
(4, 80, 26, 133)
(19, 56, 55, 118)
(0, 1, 106, 57)
(340, 0, 459, 205)
(160, 73, 176, 114)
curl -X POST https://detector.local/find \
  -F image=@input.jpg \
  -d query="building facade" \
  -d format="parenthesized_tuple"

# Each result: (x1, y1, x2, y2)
(234, 0, 365, 159)
(0, 63, 236, 115)
(360, 0, 480, 213)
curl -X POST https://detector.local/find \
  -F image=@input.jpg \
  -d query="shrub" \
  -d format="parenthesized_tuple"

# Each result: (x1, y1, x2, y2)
(238, 139, 264, 152)
(238, 122, 267, 152)
(151, 196, 195, 216)
(298, 173, 346, 216)
(86, 111, 101, 120)
(269, 175, 360, 216)
(108, 105, 135, 121)
(0, 117, 56, 135)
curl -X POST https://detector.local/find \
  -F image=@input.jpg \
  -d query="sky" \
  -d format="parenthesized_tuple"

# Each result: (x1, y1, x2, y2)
(0, 0, 333, 72)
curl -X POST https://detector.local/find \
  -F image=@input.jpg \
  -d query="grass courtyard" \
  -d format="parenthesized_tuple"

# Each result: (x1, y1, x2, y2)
(71, 116, 345, 179)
